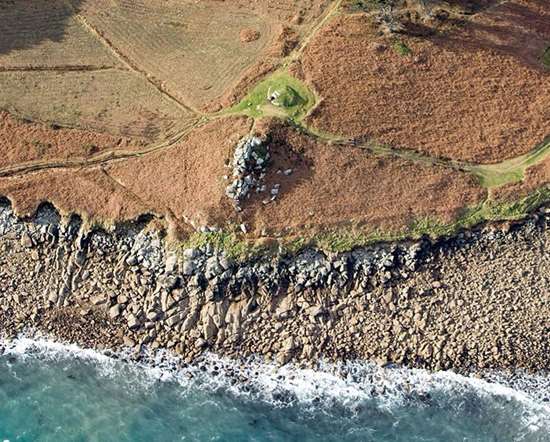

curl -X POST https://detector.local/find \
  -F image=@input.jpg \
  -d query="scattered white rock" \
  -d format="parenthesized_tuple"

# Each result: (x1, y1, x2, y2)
(225, 136, 270, 204)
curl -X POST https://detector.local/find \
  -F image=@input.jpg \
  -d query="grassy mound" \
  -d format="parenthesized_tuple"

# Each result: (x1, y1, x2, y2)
(228, 71, 316, 121)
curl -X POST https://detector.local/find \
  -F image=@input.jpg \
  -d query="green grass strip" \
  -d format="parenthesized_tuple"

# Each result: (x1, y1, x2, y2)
(469, 138, 550, 188)
(393, 40, 412, 56)
(542, 46, 550, 69)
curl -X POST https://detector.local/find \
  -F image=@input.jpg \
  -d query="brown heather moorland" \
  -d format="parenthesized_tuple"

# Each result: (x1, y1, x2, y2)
(302, 0, 550, 163)
(0, 0, 547, 243)
(243, 122, 487, 235)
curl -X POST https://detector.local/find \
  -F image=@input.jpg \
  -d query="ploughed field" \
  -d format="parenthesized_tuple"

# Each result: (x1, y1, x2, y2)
(0, 0, 548, 248)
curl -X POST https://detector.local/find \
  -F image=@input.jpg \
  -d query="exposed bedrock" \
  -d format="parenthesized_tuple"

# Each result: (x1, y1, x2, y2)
(0, 200, 548, 373)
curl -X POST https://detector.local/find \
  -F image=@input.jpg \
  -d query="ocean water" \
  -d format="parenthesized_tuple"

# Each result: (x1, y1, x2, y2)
(0, 338, 548, 442)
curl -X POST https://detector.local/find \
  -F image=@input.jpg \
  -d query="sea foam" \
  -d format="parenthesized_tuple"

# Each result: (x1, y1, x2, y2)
(1, 335, 549, 436)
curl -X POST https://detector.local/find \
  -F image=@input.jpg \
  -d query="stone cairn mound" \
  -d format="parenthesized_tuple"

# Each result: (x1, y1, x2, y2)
(225, 136, 270, 210)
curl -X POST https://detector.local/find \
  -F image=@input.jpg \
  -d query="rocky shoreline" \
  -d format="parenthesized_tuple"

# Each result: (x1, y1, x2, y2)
(0, 199, 548, 374)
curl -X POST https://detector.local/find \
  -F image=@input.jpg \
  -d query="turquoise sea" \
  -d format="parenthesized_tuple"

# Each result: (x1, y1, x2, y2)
(0, 338, 548, 442)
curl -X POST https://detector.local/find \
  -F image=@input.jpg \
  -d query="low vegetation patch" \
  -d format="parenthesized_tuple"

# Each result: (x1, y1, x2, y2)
(177, 229, 275, 261)
(542, 46, 550, 69)
(278, 228, 404, 255)
(485, 187, 550, 220)
(392, 40, 412, 56)
(178, 230, 253, 260)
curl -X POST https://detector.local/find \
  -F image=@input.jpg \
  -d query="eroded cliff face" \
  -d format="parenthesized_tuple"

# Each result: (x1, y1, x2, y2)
(0, 200, 548, 372)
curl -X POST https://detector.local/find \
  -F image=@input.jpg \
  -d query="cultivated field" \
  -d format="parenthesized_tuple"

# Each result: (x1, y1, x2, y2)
(79, 0, 330, 110)
(80, 0, 273, 110)
(0, 70, 196, 141)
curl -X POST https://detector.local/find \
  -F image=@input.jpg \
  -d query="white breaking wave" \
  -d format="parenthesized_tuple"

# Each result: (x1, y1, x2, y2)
(1, 335, 549, 436)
